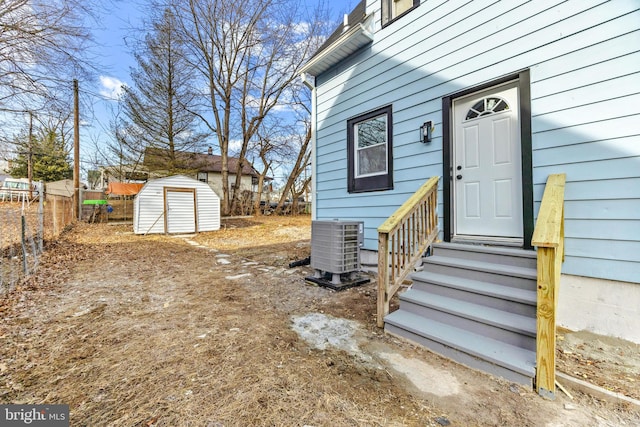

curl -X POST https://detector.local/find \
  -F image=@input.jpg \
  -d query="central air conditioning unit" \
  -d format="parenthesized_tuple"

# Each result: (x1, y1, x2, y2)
(308, 220, 369, 290)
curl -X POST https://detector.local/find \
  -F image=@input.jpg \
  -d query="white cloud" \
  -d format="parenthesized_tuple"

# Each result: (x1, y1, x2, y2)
(229, 138, 243, 152)
(99, 75, 126, 100)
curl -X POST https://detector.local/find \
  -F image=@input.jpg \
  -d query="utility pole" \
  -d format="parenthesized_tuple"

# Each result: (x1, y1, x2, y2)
(73, 79, 80, 220)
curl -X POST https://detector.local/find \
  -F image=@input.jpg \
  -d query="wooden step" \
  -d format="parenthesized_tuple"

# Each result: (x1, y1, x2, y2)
(422, 255, 536, 290)
(400, 289, 536, 351)
(385, 310, 536, 386)
(410, 271, 537, 317)
(432, 242, 537, 269)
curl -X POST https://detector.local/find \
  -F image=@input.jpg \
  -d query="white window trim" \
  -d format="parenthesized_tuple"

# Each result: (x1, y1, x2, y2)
(354, 115, 389, 179)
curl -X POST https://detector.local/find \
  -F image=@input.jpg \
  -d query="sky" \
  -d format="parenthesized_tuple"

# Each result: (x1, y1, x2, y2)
(84, 0, 359, 175)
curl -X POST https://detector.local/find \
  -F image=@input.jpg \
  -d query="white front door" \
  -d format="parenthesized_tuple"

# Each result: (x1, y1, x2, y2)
(453, 81, 523, 239)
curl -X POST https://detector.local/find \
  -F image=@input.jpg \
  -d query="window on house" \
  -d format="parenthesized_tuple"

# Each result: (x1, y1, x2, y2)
(347, 105, 393, 193)
(382, 0, 420, 27)
(197, 172, 208, 183)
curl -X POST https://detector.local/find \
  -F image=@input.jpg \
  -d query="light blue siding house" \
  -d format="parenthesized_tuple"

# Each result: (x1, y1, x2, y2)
(301, 0, 640, 389)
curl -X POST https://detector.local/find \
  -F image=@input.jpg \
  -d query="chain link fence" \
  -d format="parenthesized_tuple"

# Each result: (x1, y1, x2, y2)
(1, 184, 75, 295)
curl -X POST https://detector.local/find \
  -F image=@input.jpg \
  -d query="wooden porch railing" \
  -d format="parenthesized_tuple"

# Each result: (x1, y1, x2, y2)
(377, 177, 439, 327)
(531, 173, 566, 399)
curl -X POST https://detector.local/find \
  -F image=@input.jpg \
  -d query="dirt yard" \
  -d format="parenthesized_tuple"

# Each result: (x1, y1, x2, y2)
(0, 215, 638, 426)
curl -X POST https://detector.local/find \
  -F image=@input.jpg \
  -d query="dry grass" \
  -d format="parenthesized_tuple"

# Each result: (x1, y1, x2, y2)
(194, 215, 312, 251)
(0, 217, 438, 426)
(0, 216, 637, 426)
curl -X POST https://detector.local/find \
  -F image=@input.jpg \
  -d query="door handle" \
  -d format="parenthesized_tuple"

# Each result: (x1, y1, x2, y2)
(456, 174, 463, 180)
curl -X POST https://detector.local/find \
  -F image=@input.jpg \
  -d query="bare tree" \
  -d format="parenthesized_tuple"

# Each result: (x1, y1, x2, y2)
(171, 0, 329, 215)
(106, 103, 148, 181)
(275, 125, 311, 215)
(119, 8, 208, 175)
(248, 118, 293, 215)
(0, 0, 102, 180)
(266, 79, 313, 215)
(80, 100, 147, 188)
(0, 0, 98, 114)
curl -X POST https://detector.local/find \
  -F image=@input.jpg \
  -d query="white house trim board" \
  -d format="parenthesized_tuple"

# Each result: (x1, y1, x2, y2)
(300, 1, 374, 77)
(300, 20, 374, 77)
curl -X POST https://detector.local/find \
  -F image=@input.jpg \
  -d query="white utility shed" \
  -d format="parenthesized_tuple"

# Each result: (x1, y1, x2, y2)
(133, 175, 220, 235)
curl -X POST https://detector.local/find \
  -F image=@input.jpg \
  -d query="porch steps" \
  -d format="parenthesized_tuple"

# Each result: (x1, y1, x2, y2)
(432, 242, 537, 268)
(384, 242, 538, 386)
(411, 272, 537, 317)
(385, 311, 536, 385)
(418, 255, 536, 289)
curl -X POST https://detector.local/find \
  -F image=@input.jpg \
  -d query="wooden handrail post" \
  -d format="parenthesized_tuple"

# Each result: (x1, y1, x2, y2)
(535, 246, 558, 399)
(377, 232, 390, 328)
(532, 173, 566, 399)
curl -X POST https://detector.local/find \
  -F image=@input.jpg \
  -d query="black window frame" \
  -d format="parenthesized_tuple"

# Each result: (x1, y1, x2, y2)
(347, 105, 394, 193)
(382, 0, 420, 28)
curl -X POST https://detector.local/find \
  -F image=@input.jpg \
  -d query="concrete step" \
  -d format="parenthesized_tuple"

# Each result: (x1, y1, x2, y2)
(432, 242, 537, 269)
(400, 289, 536, 351)
(422, 255, 537, 290)
(385, 310, 536, 386)
(410, 271, 537, 317)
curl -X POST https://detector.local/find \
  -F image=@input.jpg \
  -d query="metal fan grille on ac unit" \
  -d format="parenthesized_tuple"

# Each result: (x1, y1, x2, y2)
(311, 220, 363, 274)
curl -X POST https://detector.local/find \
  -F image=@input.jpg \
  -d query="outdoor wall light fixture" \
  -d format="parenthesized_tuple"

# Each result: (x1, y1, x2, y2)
(420, 121, 433, 143)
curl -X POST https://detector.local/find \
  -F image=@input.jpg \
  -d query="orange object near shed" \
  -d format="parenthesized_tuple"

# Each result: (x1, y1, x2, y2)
(105, 182, 144, 196)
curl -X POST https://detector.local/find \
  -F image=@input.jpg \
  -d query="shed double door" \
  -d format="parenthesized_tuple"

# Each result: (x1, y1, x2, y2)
(164, 187, 197, 234)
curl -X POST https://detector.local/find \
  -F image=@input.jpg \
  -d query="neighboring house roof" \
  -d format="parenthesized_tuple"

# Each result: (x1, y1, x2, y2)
(300, 0, 373, 76)
(143, 147, 261, 178)
(99, 164, 149, 183)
